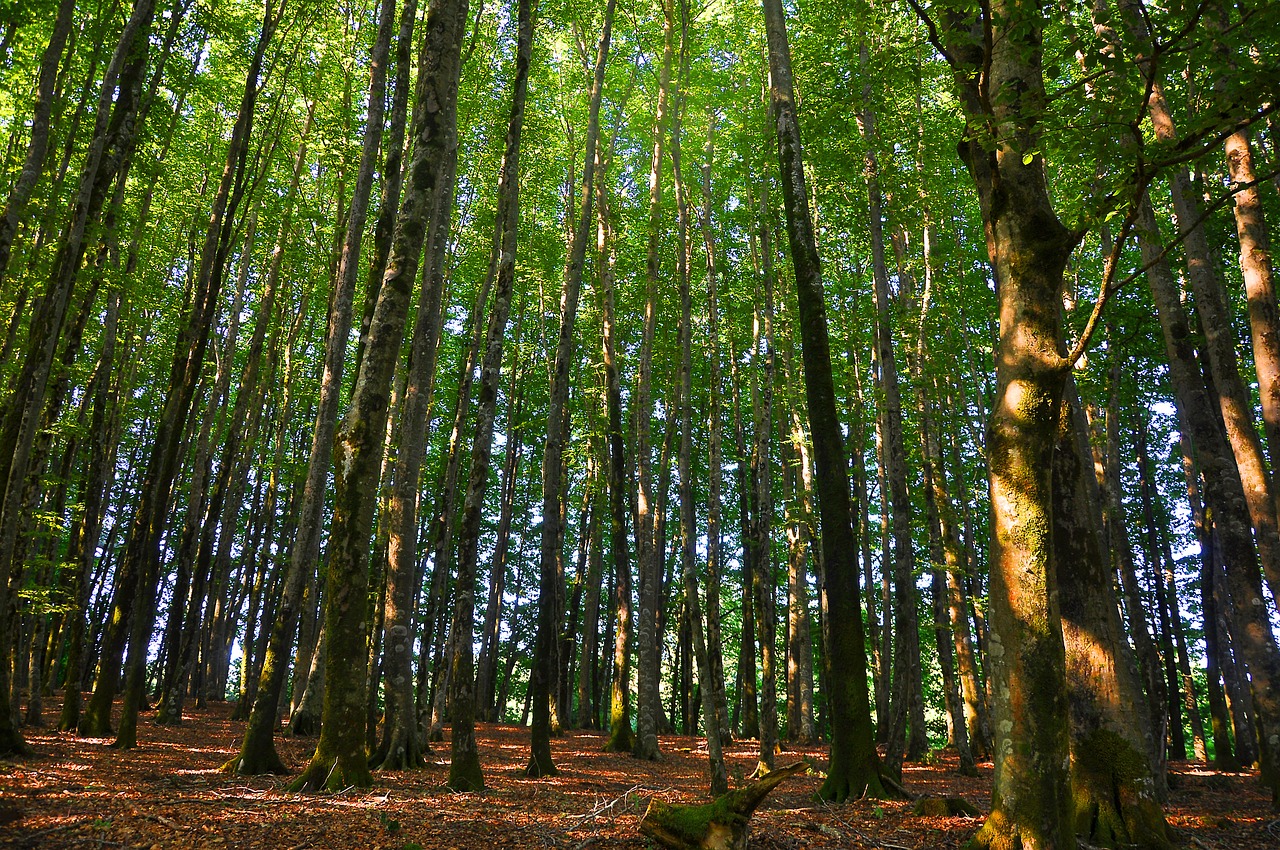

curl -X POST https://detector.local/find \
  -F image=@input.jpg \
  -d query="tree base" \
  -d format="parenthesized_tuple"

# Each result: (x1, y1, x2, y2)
(222, 740, 289, 776)
(288, 709, 320, 737)
(638, 762, 808, 850)
(603, 724, 634, 753)
(288, 752, 372, 793)
(371, 731, 427, 772)
(817, 765, 905, 802)
(448, 752, 486, 790)
(0, 726, 31, 757)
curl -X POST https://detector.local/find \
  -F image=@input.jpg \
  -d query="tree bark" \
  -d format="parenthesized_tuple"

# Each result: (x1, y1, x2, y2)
(287, 0, 467, 792)
(762, 0, 888, 801)
(942, 3, 1081, 845)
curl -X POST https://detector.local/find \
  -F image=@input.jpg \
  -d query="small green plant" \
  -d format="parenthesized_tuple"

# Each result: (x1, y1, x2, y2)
(872, 805, 886, 820)
(402, 843, 423, 850)
(91, 818, 112, 830)
(379, 812, 401, 834)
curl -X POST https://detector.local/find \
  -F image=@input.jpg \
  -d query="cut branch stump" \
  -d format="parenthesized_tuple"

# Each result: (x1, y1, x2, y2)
(638, 761, 808, 849)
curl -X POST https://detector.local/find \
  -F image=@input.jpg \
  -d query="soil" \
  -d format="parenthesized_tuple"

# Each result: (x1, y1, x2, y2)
(0, 701, 1272, 849)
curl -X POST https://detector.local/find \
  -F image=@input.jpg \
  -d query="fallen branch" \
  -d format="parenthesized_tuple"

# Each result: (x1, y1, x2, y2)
(638, 761, 809, 850)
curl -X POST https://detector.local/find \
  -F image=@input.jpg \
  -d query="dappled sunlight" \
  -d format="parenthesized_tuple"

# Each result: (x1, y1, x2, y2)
(3, 703, 1274, 848)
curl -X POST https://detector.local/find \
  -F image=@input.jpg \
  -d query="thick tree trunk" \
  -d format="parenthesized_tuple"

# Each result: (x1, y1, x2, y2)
(943, 3, 1081, 845)
(761, 0, 887, 802)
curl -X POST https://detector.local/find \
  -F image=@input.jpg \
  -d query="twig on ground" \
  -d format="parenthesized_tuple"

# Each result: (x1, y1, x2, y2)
(18, 823, 74, 847)
(569, 785, 672, 826)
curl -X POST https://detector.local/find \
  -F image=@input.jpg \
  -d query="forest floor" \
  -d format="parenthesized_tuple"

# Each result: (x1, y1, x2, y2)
(0, 701, 1274, 849)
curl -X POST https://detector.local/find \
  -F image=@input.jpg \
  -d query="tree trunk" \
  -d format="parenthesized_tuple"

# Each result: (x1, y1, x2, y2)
(858, 47, 924, 774)
(762, 0, 888, 802)
(530, 0, 614, 776)
(942, 3, 1081, 845)
(447, 0, 534, 790)
(633, 0, 676, 764)
(225, 0, 393, 777)
(287, 0, 466, 793)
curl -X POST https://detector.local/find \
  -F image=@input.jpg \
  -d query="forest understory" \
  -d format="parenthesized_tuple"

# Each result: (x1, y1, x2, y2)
(0, 702, 1273, 850)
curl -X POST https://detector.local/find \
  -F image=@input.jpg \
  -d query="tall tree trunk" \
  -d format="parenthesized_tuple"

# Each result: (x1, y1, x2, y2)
(1, 0, 157, 753)
(286, 0, 466, 792)
(633, 0, 676, 764)
(448, 0, 534, 790)
(1137, 179, 1280, 799)
(476, 333, 526, 723)
(369, 0, 454, 772)
(762, 0, 888, 801)
(695, 112, 732, 749)
(529, 0, 615, 776)
(942, 3, 1081, 845)
(95, 0, 272, 750)
(859, 45, 924, 775)
(225, 0, 395, 777)
(597, 146, 635, 755)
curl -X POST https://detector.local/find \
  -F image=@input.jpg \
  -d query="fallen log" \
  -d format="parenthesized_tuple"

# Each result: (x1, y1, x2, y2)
(638, 761, 809, 850)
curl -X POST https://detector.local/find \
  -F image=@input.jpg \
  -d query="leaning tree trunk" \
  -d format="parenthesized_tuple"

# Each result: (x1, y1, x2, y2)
(286, 0, 466, 792)
(1, 0, 157, 753)
(448, 0, 534, 789)
(761, 0, 888, 802)
(97, 0, 270, 751)
(0, 0, 76, 291)
(530, 0, 615, 776)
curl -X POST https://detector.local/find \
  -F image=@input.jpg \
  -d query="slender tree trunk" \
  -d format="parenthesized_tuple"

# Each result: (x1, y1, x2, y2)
(1225, 127, 1280, 520)
(369, 0, 455, 772)
(1119, 0, 1280, 615)
(0, 0, 76, 291)
(762, 0, 887, 801)
(632, 0, 675, 764)
(2, 0, 157, 753)
(597, 147, 635, 755)
(695, 112, 732, 749)
(286, 0, 466, 792)
(225, 0, 394, 777)
(476, 341, 525, 722)
(529, 0, 615, 776)
(447, 0, 534, 790)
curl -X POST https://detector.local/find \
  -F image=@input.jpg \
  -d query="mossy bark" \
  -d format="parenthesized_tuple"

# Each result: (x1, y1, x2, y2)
(638, 762, 808, 850)
(1055, 400, 1170, 849)
(940, 0, 1082, 846)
